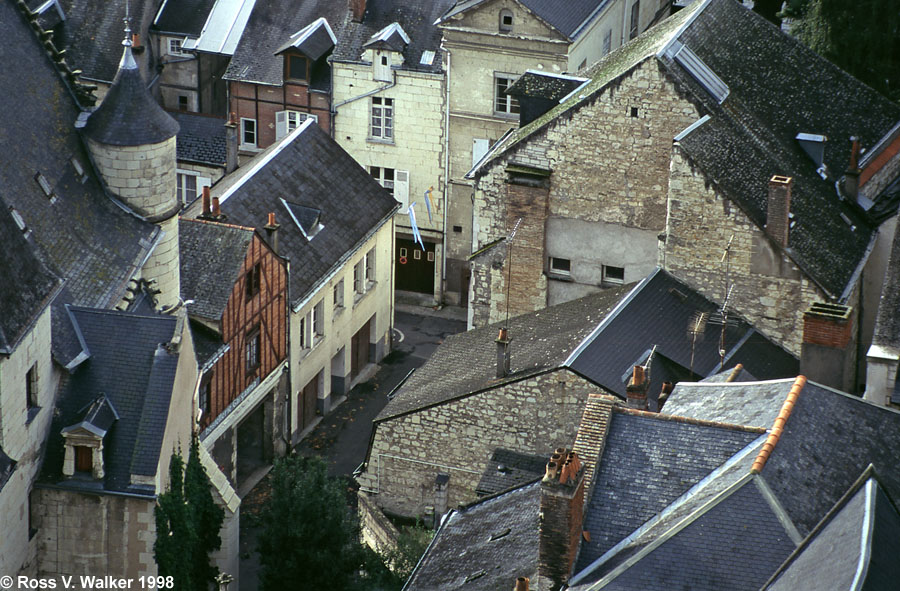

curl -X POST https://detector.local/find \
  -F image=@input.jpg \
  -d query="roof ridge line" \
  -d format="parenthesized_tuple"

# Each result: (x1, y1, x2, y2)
(614, 406, 766, 434)
(180, 216, 256, 232)
(751, 375, 807, 474)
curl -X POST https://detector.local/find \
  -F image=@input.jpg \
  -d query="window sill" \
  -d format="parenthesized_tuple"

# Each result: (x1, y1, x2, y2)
(492, 111, 519, 120)
(353, 290, 369, 308)
(600, 281, 625, 288)
(26, 406, 41, 425)
(545, 271, 574, 283)
(312, 335, 325, 349)
(239, 145, 261, 154)
(367, 137, 395, 146)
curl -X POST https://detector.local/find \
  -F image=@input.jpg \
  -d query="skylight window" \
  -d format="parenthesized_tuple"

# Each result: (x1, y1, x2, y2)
(34, 172, 57, 203)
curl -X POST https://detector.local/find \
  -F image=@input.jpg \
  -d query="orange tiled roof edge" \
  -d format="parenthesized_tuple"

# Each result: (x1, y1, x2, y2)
(751, 375, 807, 474)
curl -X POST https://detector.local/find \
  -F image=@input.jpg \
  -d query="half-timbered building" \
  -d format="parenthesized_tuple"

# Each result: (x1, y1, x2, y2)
(179, 216, 290, 490)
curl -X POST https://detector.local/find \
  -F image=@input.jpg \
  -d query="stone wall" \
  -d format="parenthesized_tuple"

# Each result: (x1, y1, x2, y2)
(33, 488, 157, 579)
(663, 145, 828, 355)
(470, 59, 700, 327)
(358, 369, 599, 518)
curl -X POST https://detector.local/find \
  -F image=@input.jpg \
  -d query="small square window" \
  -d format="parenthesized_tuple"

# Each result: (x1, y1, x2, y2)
(245, 263, 261, 301)
(178, 95, 189, 111)
(550, 257, 571, 274)
(499, 10, 513, 32)
(494, 75, 520, 115)
(245, 328, 261, 372)
(241, 118, 257, 147)
(630, 107, 639, 118)
(603, 265, 625, 285)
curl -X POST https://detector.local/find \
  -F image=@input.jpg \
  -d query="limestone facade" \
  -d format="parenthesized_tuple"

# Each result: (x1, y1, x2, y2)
(332, 58, 446, 301)
(470, 59, 699, 327)
(87, 137, 181, 310)
(0, 307, 57, 576)
(358, 369, 597, 518)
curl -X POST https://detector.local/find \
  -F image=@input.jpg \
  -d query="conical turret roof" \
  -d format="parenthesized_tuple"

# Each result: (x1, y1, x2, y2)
(83, 29, 178, 146)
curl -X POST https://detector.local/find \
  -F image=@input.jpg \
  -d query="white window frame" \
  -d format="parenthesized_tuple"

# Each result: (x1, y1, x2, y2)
(365, 248, 376, 287)
(168, 37, 190, 57)
(370, 97, 394, 142)
(494, 74, 520, 116)
(370, 166, 409, 209)
(353, 261, 364, 297)
(602, 265, 625, 286)
(549, 257, 572, 276)
(240, 118, 257, 149)
(176, 170, 211, 206)
(275, 110, 319, 140)
(313, 300, 324, 341)
(333, 278, 345, 312)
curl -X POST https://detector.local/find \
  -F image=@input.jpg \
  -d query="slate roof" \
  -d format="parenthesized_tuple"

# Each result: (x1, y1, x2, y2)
(403, 482, 540, 590)
(332, 0, 454, 75)
(203, 121, 399, 307)
(377, 284, 633, 421)
(662, 377, 798, 429)
(152, 0, 217, 36)
(438, 0, 613, 40)
(475, 449, 545, 497)
(0, 203, 62, 355)
(40, 308, 180, 496)
(170, 111, 227, 166)
(575, 408, 765, 572)
(566, 269, 799, 410)
(275, 18, 337, 62)
(479, 0, 900, 298)
(179, 218, 255, 322)
(55, 0, 159, 83)
(871, 215, 900, 352)
(0, 2, 158, 313)
(83, 44, 180, 146)
(763, 475, 900, 591)
(223, 0, 349, 87)
(576, 475, 798, 591)
(571, 393, 617, 500)
(190, 320, 226, 369)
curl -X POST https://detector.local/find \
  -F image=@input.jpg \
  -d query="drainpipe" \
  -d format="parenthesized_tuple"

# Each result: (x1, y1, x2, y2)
(441, 42, 451, 304)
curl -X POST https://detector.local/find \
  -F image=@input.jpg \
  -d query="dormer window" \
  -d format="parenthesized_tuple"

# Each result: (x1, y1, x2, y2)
(286, 54, 309, 82)
(61, 394, 118, 480)
(74, 446, 92, 473)
(500, 10, 513, 32)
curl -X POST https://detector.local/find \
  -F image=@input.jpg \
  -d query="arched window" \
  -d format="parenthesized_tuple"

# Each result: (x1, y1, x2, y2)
(499, 9, 513, 32)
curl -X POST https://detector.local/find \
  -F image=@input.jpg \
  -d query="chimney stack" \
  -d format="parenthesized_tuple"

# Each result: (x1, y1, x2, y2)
(350, 0, 366, 22)
(657, 381, 674, 410)
(766, 175, 792, 247)
(515, 577, 530, 591)
(844, 137, 861, 202)
(201, 186, 211, 217)
(212, 196, 221, 218)
(433, 473, 450, 529)
(625, 365, 649, 410)
(264, 212, 281, 255)
(539, 448, 585, 590)
(496, 327, 511, 378)
(225, 112, 239, 174)
(800, 302, 856, 392)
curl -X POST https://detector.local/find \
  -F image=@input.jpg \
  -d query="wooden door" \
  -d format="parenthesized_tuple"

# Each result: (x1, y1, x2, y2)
(395, 238, 435, 294)
(298, 376, 318, 431)
(351, 319, 371, 379)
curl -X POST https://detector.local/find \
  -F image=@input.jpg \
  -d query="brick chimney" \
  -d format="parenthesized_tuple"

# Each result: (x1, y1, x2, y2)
(515, 577, 530, 591)
(497, 327, 511, 378)
(350, 0, 366, 22)
(844, 137, 861, 202)
(212, 196, 222, 219)
(539, 448, 585, 591)
(625, 365, 649, 410)
(225, 112, 239, 174)
(766, 175, 792, 247)
(201, 186, 211, 217)
(800, 302, 856, 392)
(264, 212, 281, 255)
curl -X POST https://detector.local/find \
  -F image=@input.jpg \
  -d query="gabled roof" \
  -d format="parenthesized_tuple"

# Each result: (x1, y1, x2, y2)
(403, 482, 540, 590)
(437, 0, 613, 41)
(565, 269, 799, 409)
(0, 1, 158, 312)
(170, 111, 227, 166)
(55, 0, 159, 83)
(332, 0, 453, 74)
(274, 17, 337, 62)
(763, 474, 900, 591)
(179, 218, 256, 323)
(662, 377, 799, 429)
(62, 393, 120, 438)
(152, 0, 217, 37)
(202, 121, 399, 307)
(575, 408, 765, 573)
(223, 0, 348, 86)
(377, 284, 634, 422)
(0, 203, 62, 355)
(41, 308, 180, 496)
(871, 216, 900, 354)
(83, 41, 180, 146)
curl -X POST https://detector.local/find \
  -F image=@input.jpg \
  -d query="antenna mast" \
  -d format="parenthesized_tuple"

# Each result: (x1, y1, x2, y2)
(718, 234, 735, 371)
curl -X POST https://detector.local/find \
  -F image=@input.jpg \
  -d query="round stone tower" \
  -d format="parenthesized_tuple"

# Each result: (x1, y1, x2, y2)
(83, 23, 181, 310)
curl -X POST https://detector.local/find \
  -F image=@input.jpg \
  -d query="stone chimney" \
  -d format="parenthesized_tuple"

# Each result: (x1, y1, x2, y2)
(625, 365, 649, 410)
(800, 302, 856, 392)
(433, 473, 450, 529)
(497, 327, 511, 378)
(844, 137, 861, 202)
(350, 0, 366, 22)
(264, 212, 281, 255)
(766, 175, 792, 247)
(225, 112, 239, 174)
(538, 448, 585, 591)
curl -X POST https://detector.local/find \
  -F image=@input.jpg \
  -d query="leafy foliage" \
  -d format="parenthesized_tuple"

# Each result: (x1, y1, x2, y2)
(154, 438, 225, 590)
(789, 0, 900, 101)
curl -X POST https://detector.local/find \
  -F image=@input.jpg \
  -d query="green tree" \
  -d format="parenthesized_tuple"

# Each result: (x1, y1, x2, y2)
(257, 455, 365, 590)
(155, 438, 225, 590)
(791, 0, 900, 101)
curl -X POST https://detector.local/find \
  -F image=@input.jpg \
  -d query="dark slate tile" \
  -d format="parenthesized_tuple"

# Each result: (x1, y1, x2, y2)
(476, 449, 545, 497)
(170, 111, 227, 166)
(152, 0, 217, 36)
